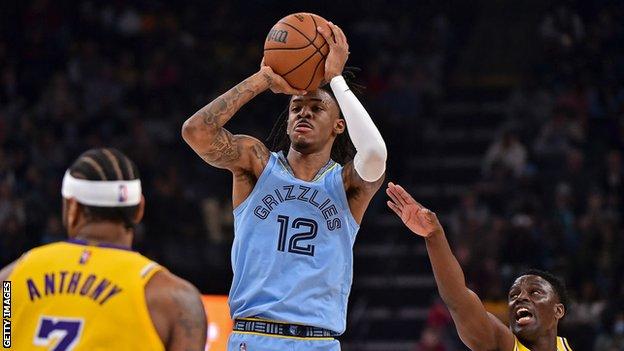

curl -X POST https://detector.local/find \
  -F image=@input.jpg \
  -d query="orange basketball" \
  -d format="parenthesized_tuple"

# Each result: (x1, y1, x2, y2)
(264, 13, 332, 91)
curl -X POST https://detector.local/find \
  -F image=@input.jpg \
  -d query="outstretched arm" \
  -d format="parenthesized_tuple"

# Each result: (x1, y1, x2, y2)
(386, 183, 514, 351)
(181, 66, 306, 173)
(318, 23, 387, 223)
(182, 65, 308, 207)
(146, 270, 207, 351)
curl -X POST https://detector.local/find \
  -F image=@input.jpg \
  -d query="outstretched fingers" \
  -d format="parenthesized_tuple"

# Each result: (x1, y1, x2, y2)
(387, 182, 415, 207)
(387, 200, 402, 217)
(394, 183, 425, 209)
(386, 184, 405, 207)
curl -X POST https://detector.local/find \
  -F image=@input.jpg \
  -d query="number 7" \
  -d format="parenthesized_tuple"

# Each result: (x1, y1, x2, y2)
(34, 316, 84, 351)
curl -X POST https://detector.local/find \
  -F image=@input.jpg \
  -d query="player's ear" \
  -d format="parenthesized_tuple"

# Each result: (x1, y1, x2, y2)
(133, 195, 145, 224)
(334, 118, 345, 135)
(64, 198, 80, 237)
(554, 303, 565, 320)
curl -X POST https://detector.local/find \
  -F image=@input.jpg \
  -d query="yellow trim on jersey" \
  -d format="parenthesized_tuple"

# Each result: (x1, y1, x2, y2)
(277, 158, 292, 174)
(238, 317, 312, 326)
(140, 261, 161, 280)
(514, 336, 572, 351)
(563, 337, 572, 350)
(315, 163, 338, 181)
(232, 331, 335, 341)
(137, 260, 163, 349)
(276, 157, 338, 183)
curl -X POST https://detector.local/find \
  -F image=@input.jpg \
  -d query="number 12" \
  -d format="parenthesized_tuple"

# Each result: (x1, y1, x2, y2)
(277, 215, 318, 256)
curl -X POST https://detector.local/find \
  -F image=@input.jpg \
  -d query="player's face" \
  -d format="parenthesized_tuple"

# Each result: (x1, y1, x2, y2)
(287, 90, 344, 153)
(508, 275, 564, 339)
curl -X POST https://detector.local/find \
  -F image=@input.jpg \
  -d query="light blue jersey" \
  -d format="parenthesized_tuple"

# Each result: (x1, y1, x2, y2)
(229, 152, 359, 334)
(228, 332, 340, 351)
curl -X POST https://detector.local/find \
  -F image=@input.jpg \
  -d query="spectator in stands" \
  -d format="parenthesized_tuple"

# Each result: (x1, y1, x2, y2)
(413, 326, 447, 351)
(539, 4, 585, 56)
(533, 108, 575, 163)
(602, 150, 623, 208)
(2, 1, 623, 347)
(594, 311, 624, 350)
(482, 130, 527, 178)
(566, 281, 607, 349)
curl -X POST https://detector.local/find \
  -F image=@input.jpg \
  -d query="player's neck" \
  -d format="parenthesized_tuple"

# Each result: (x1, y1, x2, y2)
(517, 329, 558, 351)
(286, 146, 332, 182)
(72, 222, 133, 249)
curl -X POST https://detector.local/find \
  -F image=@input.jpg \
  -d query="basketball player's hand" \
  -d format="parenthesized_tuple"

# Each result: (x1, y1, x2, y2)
(260, 60, 307, 95)
(318, 22, 349, 83)
(386, 182, 443, 238)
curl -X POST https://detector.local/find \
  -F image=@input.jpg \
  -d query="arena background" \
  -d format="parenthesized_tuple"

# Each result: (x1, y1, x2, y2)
(1, 0, 623, 350)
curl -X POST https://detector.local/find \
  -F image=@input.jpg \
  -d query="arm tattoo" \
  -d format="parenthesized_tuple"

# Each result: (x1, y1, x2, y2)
(201, 81, 255, 128)
(252, 143, 270, 163)
(261, 72, 273, 87)
(201, 75, 269, 128)
(200, 129, 240, 165)
(172, 287, 206, 348)
(191, 73, 270, 168)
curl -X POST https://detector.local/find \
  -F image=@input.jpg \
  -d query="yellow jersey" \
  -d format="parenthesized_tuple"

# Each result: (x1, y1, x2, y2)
(514, 336, 573, 351)
(7, 240, 165, 351)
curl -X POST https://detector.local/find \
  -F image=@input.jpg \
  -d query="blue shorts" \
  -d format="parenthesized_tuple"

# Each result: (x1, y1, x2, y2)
(227, 332, 341, 351)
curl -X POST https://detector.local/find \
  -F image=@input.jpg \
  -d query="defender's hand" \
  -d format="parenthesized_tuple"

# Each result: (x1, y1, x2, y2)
(259, 61, 307, 95)
(318, 22, 349, 83)
(386, 182, 443, 238)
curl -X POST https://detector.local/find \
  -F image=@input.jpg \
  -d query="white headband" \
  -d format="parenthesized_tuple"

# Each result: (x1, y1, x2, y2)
(61, 171, 142, 207)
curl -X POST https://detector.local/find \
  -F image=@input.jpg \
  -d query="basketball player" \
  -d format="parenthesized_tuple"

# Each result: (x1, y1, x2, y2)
(0, 148, 207, 350)
(182, 23, 387, 350)
(386, 182, 573, 351)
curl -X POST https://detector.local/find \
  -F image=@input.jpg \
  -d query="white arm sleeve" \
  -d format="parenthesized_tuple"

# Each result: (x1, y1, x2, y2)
(330, 75, 387, 182)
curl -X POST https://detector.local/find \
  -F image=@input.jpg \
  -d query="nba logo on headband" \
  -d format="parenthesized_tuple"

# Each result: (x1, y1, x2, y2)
(62, 171, 141, 207)
(118, 184, 128, 203)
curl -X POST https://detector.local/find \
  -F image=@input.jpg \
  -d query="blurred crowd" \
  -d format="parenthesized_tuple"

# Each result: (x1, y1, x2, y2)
(1, 1, 623, 350)
(0, 0, 458, 294)
(422, 3, 624, 350)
